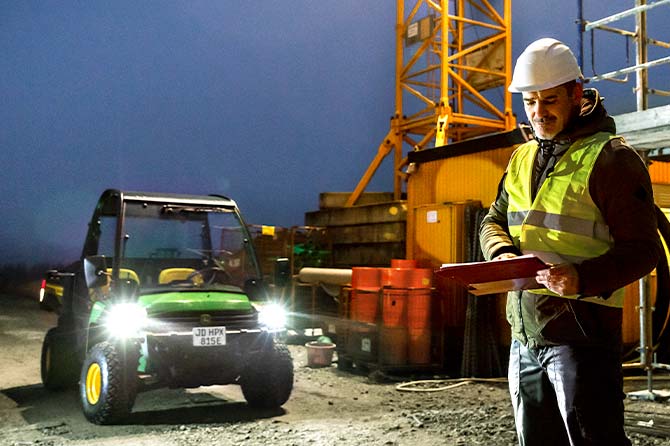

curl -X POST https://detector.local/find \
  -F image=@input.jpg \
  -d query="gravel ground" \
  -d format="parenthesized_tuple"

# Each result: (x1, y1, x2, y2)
(1, 292, 670, 445)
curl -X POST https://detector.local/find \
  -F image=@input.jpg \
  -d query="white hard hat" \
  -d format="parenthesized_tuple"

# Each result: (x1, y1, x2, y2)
(508, 38, 583, 93)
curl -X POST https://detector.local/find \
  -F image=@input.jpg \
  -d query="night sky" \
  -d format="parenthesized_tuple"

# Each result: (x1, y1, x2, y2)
(2, 1, 668, 267)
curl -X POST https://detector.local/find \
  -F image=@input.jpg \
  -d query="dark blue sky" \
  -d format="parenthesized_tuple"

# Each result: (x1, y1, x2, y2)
(1, 1, 668, 266)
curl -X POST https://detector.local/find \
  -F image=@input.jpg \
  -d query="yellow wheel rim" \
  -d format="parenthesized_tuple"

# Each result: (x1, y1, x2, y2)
(85, 363, 102, 405)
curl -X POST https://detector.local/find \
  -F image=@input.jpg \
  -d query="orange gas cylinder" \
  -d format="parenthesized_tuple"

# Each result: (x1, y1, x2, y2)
(379, 325, 408, 366)
(409, 268, 433, 289)
(407, 289, 431, 330)
(351, 289, 379, 323)
(351, 267, 381, 290)
(407, 328, 431, 365)
(351, 267, 381, 323)
(381, 267, 412, 289)
(391, 258, 418, 269)
(382, 289, 408, 327)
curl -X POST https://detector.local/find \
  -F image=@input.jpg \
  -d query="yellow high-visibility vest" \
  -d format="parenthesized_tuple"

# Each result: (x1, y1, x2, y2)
(505, 131, 624, 307)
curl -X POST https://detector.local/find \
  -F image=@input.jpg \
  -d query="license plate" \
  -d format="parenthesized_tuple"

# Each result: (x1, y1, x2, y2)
(192, 326, 226, 347)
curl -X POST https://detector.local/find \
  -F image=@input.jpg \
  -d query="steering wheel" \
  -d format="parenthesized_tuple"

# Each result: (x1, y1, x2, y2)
(186, 266, 231, 285)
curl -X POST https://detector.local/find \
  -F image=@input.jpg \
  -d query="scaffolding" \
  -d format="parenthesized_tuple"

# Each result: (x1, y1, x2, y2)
(579, 0, 670, 401)
(578, 0, 670, 111)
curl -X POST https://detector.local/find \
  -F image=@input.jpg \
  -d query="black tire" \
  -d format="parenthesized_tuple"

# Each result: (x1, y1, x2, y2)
(41, 328, 79, 390)
(240, 342, 294, 409)
(79, 341, 138, 425)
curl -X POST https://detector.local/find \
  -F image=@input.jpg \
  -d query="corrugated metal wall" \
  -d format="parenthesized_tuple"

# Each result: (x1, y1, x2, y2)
(406, 145, 516, 264)
(408, 146, 516, 210)
(649, 161, 670, 185)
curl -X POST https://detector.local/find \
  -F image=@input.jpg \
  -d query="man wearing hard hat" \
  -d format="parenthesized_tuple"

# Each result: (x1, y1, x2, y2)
(480, 38, 661, 445)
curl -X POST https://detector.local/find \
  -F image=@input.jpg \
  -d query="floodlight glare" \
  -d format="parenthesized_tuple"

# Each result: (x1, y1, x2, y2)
(105, 303, 147, 339)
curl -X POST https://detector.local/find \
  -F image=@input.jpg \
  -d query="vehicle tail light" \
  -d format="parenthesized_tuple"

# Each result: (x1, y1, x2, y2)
(39, 279, 46, 302)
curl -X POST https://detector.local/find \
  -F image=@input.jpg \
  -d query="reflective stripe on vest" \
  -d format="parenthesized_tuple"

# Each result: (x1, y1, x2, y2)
(505, 132, 624, 308)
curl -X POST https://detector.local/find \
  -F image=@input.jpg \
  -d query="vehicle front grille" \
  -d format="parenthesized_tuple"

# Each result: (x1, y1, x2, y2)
(149, 309, 259, 331)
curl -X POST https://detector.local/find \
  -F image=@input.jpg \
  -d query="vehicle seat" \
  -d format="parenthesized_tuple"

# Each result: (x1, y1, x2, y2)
(108, 268, 140, 285)
(90, 268, 140, 302)
(158, 267, 196, 284)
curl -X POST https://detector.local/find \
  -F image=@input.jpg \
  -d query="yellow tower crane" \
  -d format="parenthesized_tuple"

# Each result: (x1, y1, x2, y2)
(346, 0, 516, 207)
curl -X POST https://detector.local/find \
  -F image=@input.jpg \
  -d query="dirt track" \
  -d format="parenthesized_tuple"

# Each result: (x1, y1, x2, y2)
(1, 292, 669, 446)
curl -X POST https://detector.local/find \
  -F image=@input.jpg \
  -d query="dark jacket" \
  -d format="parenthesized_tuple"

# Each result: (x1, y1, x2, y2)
(479, 88, 661, 350)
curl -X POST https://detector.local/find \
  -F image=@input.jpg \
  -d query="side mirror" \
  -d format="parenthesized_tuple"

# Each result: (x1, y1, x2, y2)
(84, 255, 108, 289)
(274, 257, 291, 288)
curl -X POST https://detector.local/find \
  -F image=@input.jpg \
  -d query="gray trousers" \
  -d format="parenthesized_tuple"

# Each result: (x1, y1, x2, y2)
(508, 340, 631, 446)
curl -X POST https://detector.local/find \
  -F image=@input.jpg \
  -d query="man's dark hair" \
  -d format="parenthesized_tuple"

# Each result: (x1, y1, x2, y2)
(560, 80, 578, 97)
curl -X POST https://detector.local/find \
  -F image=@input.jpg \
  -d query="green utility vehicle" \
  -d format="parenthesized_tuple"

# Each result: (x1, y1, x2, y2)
(40, 189, 293, 424)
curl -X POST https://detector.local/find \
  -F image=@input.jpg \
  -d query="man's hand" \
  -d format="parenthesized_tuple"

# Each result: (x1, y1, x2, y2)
(536, 263, 580, 296)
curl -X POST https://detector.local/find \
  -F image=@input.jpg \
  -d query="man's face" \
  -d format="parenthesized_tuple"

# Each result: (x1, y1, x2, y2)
(522, 83, 582, 140)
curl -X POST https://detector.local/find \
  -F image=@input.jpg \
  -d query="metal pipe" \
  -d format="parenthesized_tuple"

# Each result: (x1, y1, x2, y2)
(577, 0, 584, 72)
(636, 0, 648, 111)
(584, 0, 670, 31)
(649, 37, 670, 49)
(594, 24, 636, 37)
(639, 275, 653, 392)
(587, 55, 670, 82)
(298, 268, 352, 286)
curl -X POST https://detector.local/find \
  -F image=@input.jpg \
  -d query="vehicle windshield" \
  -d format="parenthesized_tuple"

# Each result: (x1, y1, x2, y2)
(104, 201, 261, 293)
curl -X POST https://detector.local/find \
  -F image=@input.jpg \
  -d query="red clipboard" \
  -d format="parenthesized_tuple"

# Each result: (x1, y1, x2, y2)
(435, 254, 548, 296)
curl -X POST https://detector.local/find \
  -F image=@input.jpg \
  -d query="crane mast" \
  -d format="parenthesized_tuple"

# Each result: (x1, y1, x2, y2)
(346, 0, 515, 206)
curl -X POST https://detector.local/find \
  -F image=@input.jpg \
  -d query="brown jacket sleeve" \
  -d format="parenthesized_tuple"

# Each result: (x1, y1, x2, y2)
(576, 138, 662, 296)
(479, 172, 522, 261)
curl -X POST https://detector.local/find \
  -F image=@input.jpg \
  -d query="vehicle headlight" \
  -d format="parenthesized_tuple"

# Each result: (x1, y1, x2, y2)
(105, 303, 147, 339)
(258, 303, 287, 330)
